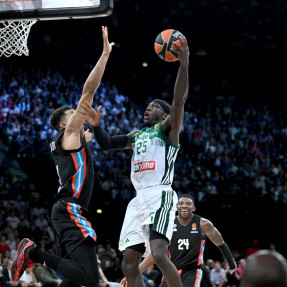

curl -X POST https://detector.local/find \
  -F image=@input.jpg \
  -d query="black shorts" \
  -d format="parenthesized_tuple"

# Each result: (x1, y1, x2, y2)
(51, 199, 97, 258)
(160, 268, 203, 287)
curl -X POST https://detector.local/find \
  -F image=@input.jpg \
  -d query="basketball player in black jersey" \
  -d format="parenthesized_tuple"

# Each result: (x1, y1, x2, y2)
(10, 26, 115, 287)
(120, 194, 237, 287)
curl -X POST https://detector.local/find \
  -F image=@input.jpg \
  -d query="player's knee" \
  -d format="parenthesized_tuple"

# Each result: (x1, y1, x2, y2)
(122, 258, 138, 276)
(152, 251, 168, 266)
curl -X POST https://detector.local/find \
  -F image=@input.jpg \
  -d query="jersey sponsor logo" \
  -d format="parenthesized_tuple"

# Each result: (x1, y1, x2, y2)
(190, 231, 199, 233)
(134, 160, 156, 173)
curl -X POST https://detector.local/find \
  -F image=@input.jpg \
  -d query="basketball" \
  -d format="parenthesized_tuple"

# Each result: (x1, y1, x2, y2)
(154, 29, 184, 62)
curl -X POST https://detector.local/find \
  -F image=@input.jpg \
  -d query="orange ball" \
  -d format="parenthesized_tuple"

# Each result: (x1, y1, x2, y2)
(154, 29, 184, 62)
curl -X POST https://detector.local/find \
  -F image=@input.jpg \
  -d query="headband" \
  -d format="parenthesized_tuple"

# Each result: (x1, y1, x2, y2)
(152, 99, 171, 114)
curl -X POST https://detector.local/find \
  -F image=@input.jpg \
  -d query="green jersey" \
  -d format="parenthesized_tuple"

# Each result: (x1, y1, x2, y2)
(131, 122, 180, 190)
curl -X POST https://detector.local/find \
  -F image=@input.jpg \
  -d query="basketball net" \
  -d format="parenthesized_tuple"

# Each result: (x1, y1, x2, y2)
(0, 20, 37, 57)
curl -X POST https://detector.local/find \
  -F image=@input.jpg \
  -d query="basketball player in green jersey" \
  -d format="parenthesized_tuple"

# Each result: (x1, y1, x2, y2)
(77, 35, 189, 287)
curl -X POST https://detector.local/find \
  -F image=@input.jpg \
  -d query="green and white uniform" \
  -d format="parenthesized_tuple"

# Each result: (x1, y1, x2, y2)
(119, 123, 179, 252)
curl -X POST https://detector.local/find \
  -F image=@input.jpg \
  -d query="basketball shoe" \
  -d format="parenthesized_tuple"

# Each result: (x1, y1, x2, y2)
(11, 238, 37, 281)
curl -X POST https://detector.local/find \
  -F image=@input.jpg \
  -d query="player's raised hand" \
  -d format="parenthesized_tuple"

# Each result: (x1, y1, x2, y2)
(171, 36, 189, 66)
(102, 26, 115, 54)
(77, 100, 102, 127)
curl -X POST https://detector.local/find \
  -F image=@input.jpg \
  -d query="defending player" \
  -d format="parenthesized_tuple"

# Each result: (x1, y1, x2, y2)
(10, 26, 114, 287)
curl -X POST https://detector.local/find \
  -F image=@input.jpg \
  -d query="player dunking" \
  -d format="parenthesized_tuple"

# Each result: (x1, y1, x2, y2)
(120, 194, 237, 287)
(10, 26, 114, 287)
(77, 35, 189, 287)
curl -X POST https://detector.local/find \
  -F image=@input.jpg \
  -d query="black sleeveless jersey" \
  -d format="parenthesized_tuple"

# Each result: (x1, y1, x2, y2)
(168, 214, 206, 270)
(50, 129, 94, 211)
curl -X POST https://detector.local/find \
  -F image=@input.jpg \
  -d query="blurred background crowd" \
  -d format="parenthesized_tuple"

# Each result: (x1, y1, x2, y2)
(1, 0, 287, 286)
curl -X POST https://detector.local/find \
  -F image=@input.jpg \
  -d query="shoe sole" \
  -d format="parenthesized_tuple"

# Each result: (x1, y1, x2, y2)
(11, 239, 34, 281)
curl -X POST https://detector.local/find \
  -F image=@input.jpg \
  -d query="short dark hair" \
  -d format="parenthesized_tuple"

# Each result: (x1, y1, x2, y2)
(178, 194, 195, 203)
(49, 105, 72, 131)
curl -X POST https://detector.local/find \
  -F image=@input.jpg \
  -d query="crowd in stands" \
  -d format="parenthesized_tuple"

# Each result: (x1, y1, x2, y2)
(1, 65, 287, 207)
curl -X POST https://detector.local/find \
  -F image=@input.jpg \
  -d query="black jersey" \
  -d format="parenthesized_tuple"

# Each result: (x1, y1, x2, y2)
(50, 129, 94, 211)
(168, 214, 206, 270)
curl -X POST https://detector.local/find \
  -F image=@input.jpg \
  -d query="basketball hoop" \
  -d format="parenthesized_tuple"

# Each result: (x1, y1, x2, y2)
(0, 0, 113, 57)
(0, 20, 37, 57)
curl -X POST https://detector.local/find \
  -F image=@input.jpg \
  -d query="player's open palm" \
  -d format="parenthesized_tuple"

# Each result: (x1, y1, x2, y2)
(77, 100, 102, 127)
(102, 26, 115, 54)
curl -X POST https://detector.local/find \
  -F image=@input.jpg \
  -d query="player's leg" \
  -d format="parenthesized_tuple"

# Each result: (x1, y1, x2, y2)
(29, 237, 100, 286)
(149, 228, 182, 287)
(119, 196, 146, 287)
(121, 244, 146, 287)
(57, 237, 100, 286)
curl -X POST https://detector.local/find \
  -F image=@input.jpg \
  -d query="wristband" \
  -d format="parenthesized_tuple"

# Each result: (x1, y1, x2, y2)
(93, 125, 128, 150)
(218, 242, 236, 270)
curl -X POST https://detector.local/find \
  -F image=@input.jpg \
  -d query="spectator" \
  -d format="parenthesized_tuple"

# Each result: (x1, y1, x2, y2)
(231, 249, 244, 266)
(0, 236, 10, 256)
(206, 259, 215, 273)
(98, 240, 120, 282)
(35, 214, 48, 230)
(97, 258, 121, 287)
(236, 259, 246, 278)
(209, 261, 226, 287)
(2, 258, 22, 287)
(5, 210, 20, 230)
(245, 239, 261, 258)
(5, 233, 16, 252)
(19, 268, 40, 287)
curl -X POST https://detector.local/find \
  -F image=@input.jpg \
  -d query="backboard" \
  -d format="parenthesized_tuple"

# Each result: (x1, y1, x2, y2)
(0, 0, 114, 21)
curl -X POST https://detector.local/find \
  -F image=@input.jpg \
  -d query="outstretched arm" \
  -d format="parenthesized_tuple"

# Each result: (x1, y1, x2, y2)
(162, 36, 189, 146)
(62, 26, 114, 150)
(201, 218, 237, 273)
(77, 100, 134, 150)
